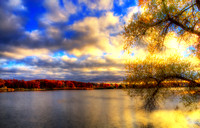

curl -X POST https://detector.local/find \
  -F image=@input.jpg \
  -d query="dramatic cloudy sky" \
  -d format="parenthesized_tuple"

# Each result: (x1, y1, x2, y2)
(0, 0, 142, 82)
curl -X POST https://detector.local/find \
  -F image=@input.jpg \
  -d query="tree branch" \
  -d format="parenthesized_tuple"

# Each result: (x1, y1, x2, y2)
(162, 75, 198, 87)
(139, 18, 168, 27)
(169, 17, 200, 36)
(175, 3, 196, 18)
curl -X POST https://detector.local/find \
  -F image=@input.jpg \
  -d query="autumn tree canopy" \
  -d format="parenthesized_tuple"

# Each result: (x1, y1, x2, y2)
(124, 0, 200, 55)
(124, 53, 200, 87)
(123, 0, 200, 81)
(125, 53, 200, 112)
(123, 0, 200, 112)
(123, 0, 200, 86)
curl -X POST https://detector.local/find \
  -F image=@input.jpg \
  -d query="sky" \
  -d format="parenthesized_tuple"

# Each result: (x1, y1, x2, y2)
(0, 0, 143, 82)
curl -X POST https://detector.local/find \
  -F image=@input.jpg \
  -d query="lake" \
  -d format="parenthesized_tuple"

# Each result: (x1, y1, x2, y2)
(0, 89, 199, 128)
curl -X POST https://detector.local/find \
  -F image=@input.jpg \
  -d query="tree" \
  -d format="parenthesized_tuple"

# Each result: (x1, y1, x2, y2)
(123, 0, 200, 114)
(125, 52, 200, 111)
(0, 79, 5, 87)
(124, 0, 200, 55)
(139, 0, 200, 10)
(56, 80, 63, 88)
(123, 0, 200, 89)
(65, 81, 75, 88)
(124, 53, 200, 87)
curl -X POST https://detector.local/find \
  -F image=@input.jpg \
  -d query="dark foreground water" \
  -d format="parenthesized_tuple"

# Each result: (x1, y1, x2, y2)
(0, 89, 199, 128)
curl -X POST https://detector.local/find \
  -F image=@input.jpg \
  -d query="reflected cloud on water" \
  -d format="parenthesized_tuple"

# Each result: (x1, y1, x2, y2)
(126, 87, 200, 128)
(0, 89, 199, 128)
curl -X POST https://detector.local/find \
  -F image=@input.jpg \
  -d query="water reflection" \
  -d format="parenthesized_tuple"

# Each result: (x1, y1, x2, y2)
(127, 87, 200, 128)
(0, 90, 136, 128)
(0, 89, 199, 128)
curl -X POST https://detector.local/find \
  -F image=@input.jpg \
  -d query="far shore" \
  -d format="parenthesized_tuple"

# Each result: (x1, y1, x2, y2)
(1, 87, 200, 95)
(0, 87, 125, 92)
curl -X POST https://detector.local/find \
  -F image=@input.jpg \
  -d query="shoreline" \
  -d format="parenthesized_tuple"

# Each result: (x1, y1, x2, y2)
(0, 87, 199, 93)
(0, 87, 122, 92)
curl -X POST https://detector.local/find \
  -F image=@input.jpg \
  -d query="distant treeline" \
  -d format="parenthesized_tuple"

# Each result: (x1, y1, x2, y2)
(0, 79, 123, 89)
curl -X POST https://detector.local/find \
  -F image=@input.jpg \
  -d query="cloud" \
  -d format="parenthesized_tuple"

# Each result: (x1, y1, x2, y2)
(78, 0, 113, 10)
(0, 0, 131, 82)
(64, 12, 120, 57)
(0, 1, 29, 55)
(45, 27, 61, 39)
(61, 55, 77, 62)
(99, 12, 119, 29)
(7, 0, 26, 10)
(151, 110, 200, 128)
(133, 109, 200, 128)
(63, 0, 77, 14)
(26, 30, 41, 40)
(123, 6, 141, 23)
(0, 47, 50, 59)
(41, 0, 77, 23)
(0, 8, 24, 42)
(0, 0, 123, 60)
(0, 55, 125, 82)
(69, 47, 104, 57)
(117, 0, 125, 6)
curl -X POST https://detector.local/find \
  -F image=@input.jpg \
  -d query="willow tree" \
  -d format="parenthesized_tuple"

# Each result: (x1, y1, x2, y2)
(125, 52, 200, 110)
(125, 54, 200, 87)
(123, 0, 200, 113)
(124, 0, 200, 55)
(123, 0, 200, 85)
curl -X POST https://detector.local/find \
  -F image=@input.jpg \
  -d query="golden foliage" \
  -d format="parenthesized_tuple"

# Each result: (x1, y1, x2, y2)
(124, 0, 200, 54)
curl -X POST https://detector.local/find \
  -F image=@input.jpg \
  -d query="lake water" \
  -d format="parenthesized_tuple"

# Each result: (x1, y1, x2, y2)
(0, 89, 199, 128)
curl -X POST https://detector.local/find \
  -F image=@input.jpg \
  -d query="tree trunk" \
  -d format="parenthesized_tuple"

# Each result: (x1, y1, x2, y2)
(197, 0, 200, 10)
